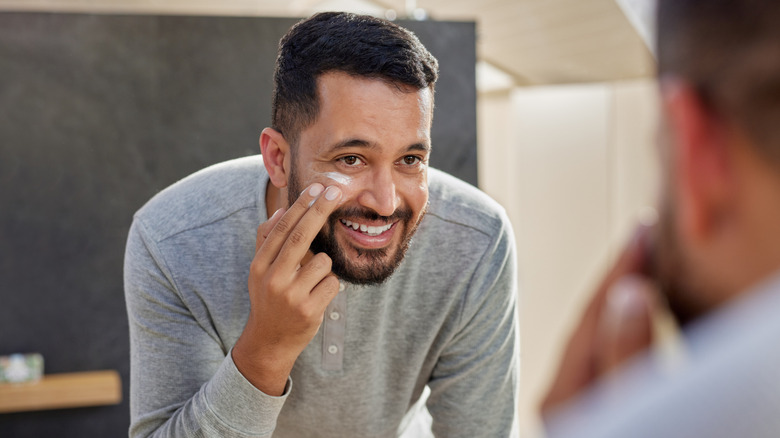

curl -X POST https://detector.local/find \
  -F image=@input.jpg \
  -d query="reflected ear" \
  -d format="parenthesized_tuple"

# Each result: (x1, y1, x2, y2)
(661, 78, 732, 243)
(260, 127, 291, 189)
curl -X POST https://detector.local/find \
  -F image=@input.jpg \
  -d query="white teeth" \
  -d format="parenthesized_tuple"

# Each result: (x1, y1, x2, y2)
(340, 219, 392, 236)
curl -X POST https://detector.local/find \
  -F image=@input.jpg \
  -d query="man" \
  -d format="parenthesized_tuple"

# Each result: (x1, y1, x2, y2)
(541, 1, 780, 437)
(124, 12, 518, 437)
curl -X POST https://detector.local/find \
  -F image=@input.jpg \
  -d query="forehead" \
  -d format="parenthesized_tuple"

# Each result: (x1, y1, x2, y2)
(298, 71, 433, 154)
(317, 71, 432, 107)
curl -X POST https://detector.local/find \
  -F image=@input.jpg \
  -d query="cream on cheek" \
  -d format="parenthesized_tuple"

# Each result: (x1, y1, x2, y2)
(308, 166, 428, 213)
(321, 171, 353, 187)
(307, 170, 359, 203)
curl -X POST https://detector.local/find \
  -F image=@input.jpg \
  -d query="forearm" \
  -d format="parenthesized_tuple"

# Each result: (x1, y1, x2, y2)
(125, 219, 290, 437)
(129, 351, 289, 438)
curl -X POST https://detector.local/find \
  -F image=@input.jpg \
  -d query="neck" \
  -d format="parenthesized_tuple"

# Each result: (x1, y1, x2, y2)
(265, 180, 286, 218)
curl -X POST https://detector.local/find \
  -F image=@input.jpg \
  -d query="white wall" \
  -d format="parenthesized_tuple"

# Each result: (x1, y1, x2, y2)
(479, 78, 660, 436)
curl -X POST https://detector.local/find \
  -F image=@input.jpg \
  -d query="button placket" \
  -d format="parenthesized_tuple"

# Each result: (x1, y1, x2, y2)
(321, 283, 347, 371)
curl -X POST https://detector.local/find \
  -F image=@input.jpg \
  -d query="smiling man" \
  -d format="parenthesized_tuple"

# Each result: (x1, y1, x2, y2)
(270, 70, 432, 286)
(124, 12, 518, 438)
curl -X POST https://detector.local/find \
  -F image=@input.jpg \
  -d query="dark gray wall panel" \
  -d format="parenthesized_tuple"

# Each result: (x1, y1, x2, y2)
(405, 19, 478, 185)
(0, 12, 475, 436)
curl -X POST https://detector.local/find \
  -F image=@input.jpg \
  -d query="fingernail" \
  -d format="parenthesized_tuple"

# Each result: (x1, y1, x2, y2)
(324, 186, 341, 201)
(309, 183, 324, 197)
(269, 208, 284, 220)
(608, 277, 649, 318)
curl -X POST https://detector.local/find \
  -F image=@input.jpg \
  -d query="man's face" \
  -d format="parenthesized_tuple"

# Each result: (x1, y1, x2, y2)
(286, 72, 432, 285)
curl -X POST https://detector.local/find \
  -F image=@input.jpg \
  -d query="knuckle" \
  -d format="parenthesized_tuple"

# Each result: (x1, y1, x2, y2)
(281, 291, 298, 308)
(299, 303, 323, 322)
(321, 275, 340, 293)
(313, 275, 339, 297)
(249, 259, 265, 278)
(274, 217, 293, 235)
(288, 228, 307, 246)
(265, 273, 287, 295)
(309, 253, 333, 271)
(310, 201, 330, 217)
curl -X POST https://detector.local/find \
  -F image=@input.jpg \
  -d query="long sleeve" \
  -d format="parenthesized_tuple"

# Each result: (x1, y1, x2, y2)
(124, 217, 289, 437)
(426, 215, 520, 437)
(122, 159, 520, 437)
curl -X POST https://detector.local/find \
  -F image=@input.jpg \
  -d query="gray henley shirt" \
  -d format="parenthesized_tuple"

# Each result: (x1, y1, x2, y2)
(124, 156, 519, 437)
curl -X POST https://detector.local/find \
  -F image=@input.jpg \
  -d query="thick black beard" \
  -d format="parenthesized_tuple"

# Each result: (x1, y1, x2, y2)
(287, 163, 424, 285)
(309, 206, 420, 285)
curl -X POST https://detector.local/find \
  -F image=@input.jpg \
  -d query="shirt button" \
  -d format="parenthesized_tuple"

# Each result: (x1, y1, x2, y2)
(327, 345, 339, 355)
(338, 281, 345, 292)
(329, 311, 340, 321)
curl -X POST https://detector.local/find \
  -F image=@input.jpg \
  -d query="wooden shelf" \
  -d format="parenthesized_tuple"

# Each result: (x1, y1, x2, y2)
(0, 370, 121, 413)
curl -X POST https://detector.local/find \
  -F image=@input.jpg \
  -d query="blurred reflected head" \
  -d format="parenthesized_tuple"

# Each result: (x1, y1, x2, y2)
(654, 0, 780, 324)
(657, 0, 780, 161)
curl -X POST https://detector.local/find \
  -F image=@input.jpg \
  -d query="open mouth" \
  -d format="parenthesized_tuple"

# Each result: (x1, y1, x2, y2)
(340, 219, 393, 237)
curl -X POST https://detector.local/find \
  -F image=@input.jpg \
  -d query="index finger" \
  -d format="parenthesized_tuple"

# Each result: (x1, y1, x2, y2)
(255, 184, 342, 270)
(595, 275, 655, 375)
(274, 185, 344, 271)
(585, 225, 654, 319)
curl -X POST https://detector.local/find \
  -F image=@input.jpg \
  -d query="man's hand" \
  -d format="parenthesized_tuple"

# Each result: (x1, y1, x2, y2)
(540, 226, 658, 418)
(233, 183, 343, 396)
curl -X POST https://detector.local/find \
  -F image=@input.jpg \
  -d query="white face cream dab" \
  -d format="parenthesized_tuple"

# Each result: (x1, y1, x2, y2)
(321, 172, 353, 186)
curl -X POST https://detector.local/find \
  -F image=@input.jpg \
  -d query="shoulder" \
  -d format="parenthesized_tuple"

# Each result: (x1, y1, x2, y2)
(406, 168, 515, 281)
(133, 155, 266, 242)
(549, 283, 780, 438)
(426, 168, 511, 240)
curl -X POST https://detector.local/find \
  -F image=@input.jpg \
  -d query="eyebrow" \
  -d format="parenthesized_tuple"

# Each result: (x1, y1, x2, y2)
(328, 138, 431, 153)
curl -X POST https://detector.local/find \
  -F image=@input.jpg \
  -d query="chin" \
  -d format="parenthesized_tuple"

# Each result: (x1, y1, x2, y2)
(312, 224, 411, 286)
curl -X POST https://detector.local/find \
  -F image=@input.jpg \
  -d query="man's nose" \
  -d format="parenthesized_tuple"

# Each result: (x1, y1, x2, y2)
(356, 167, 399, 217)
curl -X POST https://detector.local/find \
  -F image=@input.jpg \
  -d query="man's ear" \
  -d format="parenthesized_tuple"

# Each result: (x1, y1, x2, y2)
(260, 127, 291, 189)
(661, 78, 733, 243)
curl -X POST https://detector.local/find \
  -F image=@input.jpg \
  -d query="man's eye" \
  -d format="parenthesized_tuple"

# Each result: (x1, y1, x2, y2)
(339, 156, 363, 166)
(402, 156, 421, 165)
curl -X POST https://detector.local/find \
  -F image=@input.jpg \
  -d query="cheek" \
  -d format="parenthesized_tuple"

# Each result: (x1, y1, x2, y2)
(308, 170, 360, 202)
(403, 176, 428, 215)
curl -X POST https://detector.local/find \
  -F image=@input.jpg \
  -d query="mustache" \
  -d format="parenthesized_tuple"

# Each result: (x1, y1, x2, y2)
(330, 206, 413, 223)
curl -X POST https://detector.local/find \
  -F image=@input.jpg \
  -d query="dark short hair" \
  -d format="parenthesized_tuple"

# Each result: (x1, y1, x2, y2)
(271, 12, 439, 147)
(657, 0, 780, 161)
